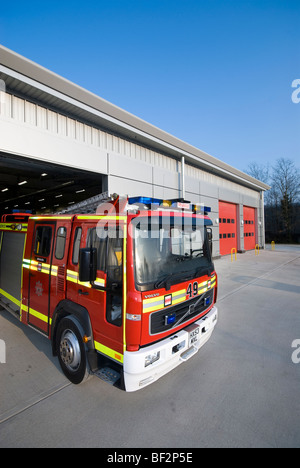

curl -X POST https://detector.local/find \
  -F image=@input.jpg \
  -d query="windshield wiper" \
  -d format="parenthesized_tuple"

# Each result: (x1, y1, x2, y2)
(193, 265, 213, 278)
(154, 271, 192, 290)
(154, 264, 214, 291)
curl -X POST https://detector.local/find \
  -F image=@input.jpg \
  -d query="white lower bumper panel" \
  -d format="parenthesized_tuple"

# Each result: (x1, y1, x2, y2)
(123, 306, 218, 392)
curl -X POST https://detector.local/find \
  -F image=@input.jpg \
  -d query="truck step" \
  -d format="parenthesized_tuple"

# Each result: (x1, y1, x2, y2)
(94, 367, 120, 385)
(0, 299, 20, 320)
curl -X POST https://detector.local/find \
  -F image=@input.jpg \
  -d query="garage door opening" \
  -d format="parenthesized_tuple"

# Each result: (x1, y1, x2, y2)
(243, 206, 256, 251)
(0, 152, 104, 218)
(219, 201, 238, 256)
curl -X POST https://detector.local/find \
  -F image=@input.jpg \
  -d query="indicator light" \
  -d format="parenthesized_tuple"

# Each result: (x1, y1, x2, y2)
(165, 313, 176, 326)
(126, 313, 141, 321)
(204, 297, 211, 307)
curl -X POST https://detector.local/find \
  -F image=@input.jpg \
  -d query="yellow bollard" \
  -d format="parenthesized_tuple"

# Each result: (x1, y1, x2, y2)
(231, 248, 237, 262)
(255, 244, 260, 256)
(271, 241, 275, 251)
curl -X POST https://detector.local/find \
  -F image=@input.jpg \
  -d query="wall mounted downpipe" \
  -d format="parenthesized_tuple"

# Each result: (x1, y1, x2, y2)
(181, 156, 185, 200)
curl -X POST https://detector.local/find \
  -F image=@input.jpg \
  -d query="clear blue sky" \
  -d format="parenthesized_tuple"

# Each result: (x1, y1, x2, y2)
(0, 0, 299, 173)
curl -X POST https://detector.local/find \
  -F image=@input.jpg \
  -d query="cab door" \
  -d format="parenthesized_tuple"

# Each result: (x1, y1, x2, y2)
(28, 222, 55, 334)
(76, 220, 126, 365)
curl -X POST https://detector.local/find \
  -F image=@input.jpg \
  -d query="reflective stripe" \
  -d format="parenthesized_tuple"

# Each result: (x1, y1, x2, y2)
(29, 307, 52, 325)
(94, 278, 105, 288)
(0, 223, 27, 232)
(66, 269, 78, 283)
(29, 216, 72, 220)
(94, 341, 123, 363)
(0, 290, 51, 326)
(22, 259, 30, 269)
(21, 304, 52, 325)
(67, 269, 105, 288)
(142, 278, 216, 314)
(143, 298, 164, 313)
(77, 216, 127, 221)
(23, 259, 58, 277)
(0, 288, 21, 307)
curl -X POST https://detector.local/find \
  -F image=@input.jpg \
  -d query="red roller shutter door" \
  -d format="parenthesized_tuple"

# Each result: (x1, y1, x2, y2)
(219, 201, 238, 255)
(243, 206, 256, 250)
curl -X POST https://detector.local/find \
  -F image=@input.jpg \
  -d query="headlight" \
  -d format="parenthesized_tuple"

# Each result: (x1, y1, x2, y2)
(145, 351, 160, 367)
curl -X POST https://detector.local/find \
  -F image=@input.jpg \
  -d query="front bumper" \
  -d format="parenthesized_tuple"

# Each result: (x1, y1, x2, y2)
(123, 306, 218, 392)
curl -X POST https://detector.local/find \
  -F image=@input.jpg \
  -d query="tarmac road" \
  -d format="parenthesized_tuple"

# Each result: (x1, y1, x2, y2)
(0, 248, 299, 448)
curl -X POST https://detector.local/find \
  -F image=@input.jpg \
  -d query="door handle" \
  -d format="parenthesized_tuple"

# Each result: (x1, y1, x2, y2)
(78, 289, 89, 296)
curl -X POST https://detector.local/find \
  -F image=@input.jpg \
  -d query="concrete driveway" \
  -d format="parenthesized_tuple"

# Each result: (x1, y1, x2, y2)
(0, 248, 299, 448)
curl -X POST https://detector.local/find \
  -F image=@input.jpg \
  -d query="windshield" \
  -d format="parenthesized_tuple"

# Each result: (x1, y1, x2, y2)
(132, 215, 213, 291)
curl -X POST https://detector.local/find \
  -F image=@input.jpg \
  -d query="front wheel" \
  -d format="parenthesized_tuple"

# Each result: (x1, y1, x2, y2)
(56, 317, 90, 384)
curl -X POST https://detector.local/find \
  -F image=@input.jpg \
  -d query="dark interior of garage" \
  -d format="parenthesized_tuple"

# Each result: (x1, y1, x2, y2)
(0, 152, 103, 218)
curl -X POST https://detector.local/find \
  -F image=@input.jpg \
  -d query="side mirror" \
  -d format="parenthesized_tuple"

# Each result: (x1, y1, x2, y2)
(79, 248, 97, 283)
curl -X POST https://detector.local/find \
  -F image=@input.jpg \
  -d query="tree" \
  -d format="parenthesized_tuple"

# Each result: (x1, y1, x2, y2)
(271, 158, 300, 205)
(271, 158, 300, 242)
(244, 162, 270, 185)
(245, 158, 300, 243)
(244, 162, 271, 204)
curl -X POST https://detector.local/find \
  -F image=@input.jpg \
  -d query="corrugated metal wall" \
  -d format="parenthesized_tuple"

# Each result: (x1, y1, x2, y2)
(1, 93, 177, 172)
(0, 92, 259, 197)
(0, 92, 264, 256)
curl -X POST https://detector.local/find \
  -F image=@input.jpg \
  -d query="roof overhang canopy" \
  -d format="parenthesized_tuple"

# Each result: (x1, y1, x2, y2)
(0, 45, 270, 193)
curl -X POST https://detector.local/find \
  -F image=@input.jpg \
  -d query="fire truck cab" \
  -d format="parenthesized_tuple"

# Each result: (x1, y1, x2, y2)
(0, 195, 218, 391)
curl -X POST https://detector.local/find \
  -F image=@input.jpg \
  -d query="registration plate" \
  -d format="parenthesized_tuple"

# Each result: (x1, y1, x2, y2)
(189, 326, 200, 347)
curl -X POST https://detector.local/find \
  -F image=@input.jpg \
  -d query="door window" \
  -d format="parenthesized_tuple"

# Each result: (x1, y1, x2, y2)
(55, 227, 67, 260)
(72, 227, 82, 265)
(34, 226, 52, 257)
(86, 225, 123, 327)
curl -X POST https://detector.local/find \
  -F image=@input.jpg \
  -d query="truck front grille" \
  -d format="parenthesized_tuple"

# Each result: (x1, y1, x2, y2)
(150, 289, 214, 335)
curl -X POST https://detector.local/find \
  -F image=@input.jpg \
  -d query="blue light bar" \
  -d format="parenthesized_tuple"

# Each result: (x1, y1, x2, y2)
(128, 196, 162, 206)
(128, 197, 212, 214)
(192, 204, 211, 213)
(12, 209, 32, 214)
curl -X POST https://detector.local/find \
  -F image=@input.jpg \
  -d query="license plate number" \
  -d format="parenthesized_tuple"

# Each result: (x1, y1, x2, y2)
(189, 327, 200, 346)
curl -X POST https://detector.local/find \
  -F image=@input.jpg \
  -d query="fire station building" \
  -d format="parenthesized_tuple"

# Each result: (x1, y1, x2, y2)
(0, 45, 269, 257)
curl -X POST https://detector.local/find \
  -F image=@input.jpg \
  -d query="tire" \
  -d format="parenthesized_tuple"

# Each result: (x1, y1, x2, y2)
(56, 317, 90, 384)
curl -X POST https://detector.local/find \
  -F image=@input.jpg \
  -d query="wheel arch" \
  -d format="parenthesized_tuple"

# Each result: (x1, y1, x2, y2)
(51, 299, 94, 357)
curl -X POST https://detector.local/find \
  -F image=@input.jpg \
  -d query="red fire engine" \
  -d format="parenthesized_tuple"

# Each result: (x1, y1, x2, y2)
(0, 194, 218, 391)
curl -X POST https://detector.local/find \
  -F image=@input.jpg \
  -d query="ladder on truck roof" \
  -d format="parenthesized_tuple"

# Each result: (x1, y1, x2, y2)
(57, 192, 116, 214)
